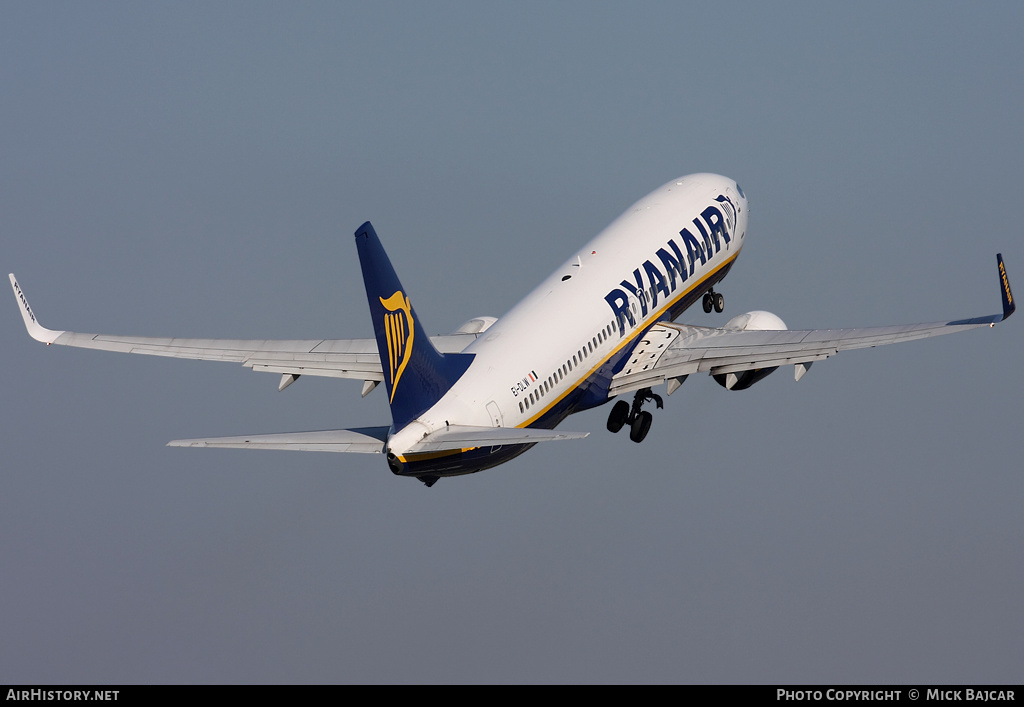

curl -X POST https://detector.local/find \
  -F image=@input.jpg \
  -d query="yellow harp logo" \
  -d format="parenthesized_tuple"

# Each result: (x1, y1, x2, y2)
(380, 291, 414, 403)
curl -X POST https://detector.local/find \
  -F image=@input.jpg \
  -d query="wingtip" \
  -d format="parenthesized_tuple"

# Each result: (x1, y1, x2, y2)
(167, 439, 203, 448)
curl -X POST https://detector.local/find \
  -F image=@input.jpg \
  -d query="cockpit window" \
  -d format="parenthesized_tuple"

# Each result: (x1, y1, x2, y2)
(735, 183, 745, 199)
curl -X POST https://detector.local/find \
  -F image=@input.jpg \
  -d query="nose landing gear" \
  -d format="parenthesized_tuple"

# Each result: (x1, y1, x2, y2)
(606, 387, 663, 443)
(702, 289, 725, 314)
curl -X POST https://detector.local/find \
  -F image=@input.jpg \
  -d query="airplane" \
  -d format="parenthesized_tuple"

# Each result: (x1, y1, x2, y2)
(10, 173, 1016, 487)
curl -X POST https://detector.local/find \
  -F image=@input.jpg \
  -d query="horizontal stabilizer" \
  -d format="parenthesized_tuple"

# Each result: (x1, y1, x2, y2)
(406, 425, 589, 453)
(168, 426, 390, 453)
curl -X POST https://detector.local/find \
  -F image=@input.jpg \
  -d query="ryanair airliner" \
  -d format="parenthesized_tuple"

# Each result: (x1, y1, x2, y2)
(10, 174, 1015, 486)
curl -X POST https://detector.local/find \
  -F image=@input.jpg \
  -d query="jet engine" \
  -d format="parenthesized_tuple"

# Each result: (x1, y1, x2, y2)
(712, 310, 787, 391)
(451, 316, 497, 335)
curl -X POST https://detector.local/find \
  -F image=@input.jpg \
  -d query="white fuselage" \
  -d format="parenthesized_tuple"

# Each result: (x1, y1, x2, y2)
(388, 174, 749, 466)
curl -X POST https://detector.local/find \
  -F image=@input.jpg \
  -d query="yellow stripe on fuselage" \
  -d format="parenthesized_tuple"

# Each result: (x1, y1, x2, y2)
(397, 447, 477, 463)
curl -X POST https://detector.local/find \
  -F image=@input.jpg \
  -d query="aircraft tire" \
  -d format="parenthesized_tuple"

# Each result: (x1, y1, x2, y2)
(714, 292, 724, 313)
(702, 293, 713, 313)
(629, 410, 653, 443)
(607, 400, 630, 433)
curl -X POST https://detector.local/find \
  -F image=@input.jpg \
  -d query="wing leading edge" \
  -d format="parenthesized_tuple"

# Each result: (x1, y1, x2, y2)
(610, 254, 1015, 396)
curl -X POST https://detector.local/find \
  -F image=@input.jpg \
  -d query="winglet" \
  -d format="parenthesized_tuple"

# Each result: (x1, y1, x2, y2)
(997, 254, 1014, 321)
(9, 274, 64, 344)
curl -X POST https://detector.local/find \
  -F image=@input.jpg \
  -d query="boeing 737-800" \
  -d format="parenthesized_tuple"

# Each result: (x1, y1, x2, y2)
(10, 174, 1015, 486)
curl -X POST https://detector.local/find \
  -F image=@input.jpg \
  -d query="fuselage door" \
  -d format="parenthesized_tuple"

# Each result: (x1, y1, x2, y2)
(486, 401, 504, 454)
(486, 400, 503, 427)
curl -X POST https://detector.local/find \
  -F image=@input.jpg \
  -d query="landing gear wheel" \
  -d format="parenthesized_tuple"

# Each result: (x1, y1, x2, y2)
(611, 388, 663, 441)
(713, 292, 725, 313)
(629, 410, 653, 443)
(702, 293, 714, 313)
(607, 400, 630, 433)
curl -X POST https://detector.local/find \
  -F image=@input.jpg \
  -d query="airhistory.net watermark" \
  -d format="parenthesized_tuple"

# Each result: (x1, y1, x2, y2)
(6, 691, 118, 701)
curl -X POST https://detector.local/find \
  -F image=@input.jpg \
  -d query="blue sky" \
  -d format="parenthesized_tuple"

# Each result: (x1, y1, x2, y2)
(2, 2, 1021, 683)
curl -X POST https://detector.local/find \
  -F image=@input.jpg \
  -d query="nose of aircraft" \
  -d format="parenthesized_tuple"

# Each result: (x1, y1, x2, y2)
(734, 180, 749, 240)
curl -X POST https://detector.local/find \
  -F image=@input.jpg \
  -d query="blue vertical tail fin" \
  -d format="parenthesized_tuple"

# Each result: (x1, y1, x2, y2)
(355, 222, 474, 431)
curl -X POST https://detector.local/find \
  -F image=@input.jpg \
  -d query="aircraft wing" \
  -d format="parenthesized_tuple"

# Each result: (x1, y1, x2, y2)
(9, 274, 476, 386)
(609, 254, 1015, 396)
(168, 427, 391, 453)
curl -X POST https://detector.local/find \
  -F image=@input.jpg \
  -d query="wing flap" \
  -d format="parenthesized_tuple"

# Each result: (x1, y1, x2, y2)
(248, 362, 386, 381)
(611, 320, 1002, 395)
(167, 427, 390, 453)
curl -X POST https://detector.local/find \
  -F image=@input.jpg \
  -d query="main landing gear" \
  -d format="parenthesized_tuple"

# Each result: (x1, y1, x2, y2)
(606, 387, 663, 443)
(702, 289, 725, 314)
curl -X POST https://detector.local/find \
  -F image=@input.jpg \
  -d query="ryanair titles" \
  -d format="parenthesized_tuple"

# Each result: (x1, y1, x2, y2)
(604, 195, 737, 336)
(13, 279, 37, 324)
